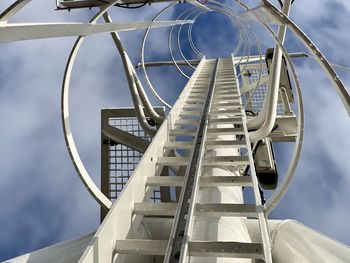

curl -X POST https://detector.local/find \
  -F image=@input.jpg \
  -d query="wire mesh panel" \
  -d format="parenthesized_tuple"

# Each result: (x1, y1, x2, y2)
(101, 109, 163, 204)
(240, 64, 284, 115)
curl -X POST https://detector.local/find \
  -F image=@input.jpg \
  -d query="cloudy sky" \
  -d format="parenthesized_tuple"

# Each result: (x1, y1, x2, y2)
(0, 0, 349, 260)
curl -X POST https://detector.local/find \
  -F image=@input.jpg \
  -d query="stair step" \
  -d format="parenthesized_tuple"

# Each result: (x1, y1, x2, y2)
(157, 157, 189, 166)
(134, 203, 257, 217)
(203, 156, 249, 167)
(146, 176, 252, 187)
(190, 241, 263, 259)
(205, 140, 247, 149)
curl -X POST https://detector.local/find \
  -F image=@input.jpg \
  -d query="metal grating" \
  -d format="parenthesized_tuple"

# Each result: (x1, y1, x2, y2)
(241, 64, 284, 115)
(107, 117, 161, 202)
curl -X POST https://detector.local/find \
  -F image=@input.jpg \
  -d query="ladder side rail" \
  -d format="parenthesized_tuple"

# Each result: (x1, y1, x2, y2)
(163, 59, 218, 262)
(178, 59, 219, 263)
(233, 61, 273, 263)
(78, 58, 207, 263)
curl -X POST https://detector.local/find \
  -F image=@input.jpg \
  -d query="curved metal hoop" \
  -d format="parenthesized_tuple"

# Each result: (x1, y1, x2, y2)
(59, 0, 349, 213)
(60, 3, 122, 210)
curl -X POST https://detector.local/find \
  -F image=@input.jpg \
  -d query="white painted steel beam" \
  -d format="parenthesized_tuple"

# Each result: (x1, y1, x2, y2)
(0, 20, 193, 43)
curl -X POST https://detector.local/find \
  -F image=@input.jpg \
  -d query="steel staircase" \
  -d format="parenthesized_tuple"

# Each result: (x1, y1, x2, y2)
(79, 57, 272, 262)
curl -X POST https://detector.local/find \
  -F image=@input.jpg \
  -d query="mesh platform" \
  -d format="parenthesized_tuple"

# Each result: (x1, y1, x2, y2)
(240, 64, 284, 115)
(102, 112, 162, 203)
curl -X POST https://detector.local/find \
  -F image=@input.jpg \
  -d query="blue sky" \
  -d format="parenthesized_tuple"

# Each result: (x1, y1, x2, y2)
(0, 0, 349, 260)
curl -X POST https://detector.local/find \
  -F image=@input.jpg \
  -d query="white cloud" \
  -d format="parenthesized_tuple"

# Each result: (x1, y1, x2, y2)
(0, 0, 350, 260)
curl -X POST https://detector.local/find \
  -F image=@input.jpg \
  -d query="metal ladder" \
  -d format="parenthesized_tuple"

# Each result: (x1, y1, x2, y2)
(116, 58, 272, 262)
(79, 57, 272, 262)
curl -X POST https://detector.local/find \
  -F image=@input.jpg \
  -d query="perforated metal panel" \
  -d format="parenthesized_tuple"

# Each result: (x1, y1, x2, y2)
(101, 108, 164, 205)
(240, 64, 284, 115)
(107, 117, 160, 201)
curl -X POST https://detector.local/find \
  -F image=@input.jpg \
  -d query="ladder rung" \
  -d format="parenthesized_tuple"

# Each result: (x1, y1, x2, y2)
(170, 129, 197, 136)
(134, 203, 257, 217)
(215, 90, 238, 95)
(134, 203, 177, 216)
(205, 140, 247, 149)
(180, 111, 201, 116)
(175, 119, 199, 125)
(203, 156, 250, 166)
(216, 78, 236, 81)
(189, 241, 263, 259)
(215, 84, 237, 88)
(191, 88, 208, 91)
(215, 87, 238, 91)
(212, 98, 240, 103)
(164, 141, 193, 149)
(213, 94, 240, 99)
(211, 102, 242, 107)
(185, 101, 205, 106)
(115, 239, 167, 256)
(157, 157, 189, 166)
(216, 80, 236, 83)
(216, 80, 236, 84)
(209, 117, 242, 124)
(146, 176, 185, 187)
(186, 99, 206, 103)
(188, 95, 207, 99)
(200, 176, 252, 187)
(209, 109, 242, 116)
(183, 105, 204, 110)
(207, 127, 244, 135)
(190, 90, 208, 94)
(147, 176, 252, 187)
(195, 203, 257, 217)
(210, 106, 241, 111)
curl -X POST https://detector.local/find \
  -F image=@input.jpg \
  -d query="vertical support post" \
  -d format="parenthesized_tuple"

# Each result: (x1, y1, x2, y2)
(100, 111, 110, 222)
(248, 0, 292, 142)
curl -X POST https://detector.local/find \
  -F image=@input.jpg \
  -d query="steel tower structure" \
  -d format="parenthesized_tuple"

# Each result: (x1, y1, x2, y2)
(1, 0, 350, 262)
